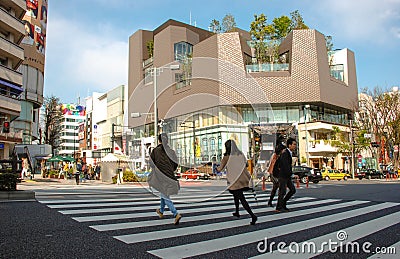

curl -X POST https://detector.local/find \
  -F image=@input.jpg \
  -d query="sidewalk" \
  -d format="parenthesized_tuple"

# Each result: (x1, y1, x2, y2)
(17, 174, 153, 191)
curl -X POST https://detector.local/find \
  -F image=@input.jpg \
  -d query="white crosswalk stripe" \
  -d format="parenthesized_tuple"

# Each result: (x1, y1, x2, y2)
(36, 188, 400, 258)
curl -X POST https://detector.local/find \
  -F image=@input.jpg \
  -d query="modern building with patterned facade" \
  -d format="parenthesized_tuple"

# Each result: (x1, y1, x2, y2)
(128, 19, 358, 170)
(0, 0, 26, 159)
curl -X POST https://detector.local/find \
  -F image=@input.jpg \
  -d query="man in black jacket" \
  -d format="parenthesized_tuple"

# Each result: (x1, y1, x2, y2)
(150, 133, 182, 225)
(276, 137, 297, 212)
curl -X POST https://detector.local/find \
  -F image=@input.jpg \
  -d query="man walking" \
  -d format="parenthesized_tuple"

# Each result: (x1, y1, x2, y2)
(276, 137, 297, 212)
(149, 133, 182, 225)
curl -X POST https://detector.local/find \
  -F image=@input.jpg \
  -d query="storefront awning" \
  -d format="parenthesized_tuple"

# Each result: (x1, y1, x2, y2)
(0, 79, 23, 93)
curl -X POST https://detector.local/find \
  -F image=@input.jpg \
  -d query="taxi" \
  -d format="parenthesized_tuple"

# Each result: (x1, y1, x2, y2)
(321, 168, 351, 181)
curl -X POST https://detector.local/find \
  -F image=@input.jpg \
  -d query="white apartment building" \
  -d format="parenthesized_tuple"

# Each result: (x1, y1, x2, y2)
(58, 104, 86, 157)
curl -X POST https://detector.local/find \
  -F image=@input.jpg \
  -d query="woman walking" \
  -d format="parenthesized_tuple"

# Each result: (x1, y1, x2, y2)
(266, 143, 286, 207)
(217, 140, 257, 225)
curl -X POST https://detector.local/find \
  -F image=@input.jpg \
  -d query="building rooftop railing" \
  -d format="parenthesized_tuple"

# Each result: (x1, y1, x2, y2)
(246, 63, 289, 73)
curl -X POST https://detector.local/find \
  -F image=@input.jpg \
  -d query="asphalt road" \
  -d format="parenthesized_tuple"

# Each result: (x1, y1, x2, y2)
(0, 179, 399, 258)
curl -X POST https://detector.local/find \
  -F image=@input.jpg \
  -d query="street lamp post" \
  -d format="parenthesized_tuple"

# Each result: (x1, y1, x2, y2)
(153, 67, 158, 147)
(131, 64, 180, 147)
(73, 125, 77, 159)
(304, 105, 310, 166)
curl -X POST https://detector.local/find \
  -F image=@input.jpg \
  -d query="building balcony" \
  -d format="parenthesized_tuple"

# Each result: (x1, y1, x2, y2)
(1, 0, 26, 19)
(143, 57, 154, 68)
(246, 63, 289, 73)
(0, 36, 24, 69)
(0, 127, 23, 143)
(0, 8, 25, 43)
(0, 64, 23, 86)
(308, 139, 337, 153)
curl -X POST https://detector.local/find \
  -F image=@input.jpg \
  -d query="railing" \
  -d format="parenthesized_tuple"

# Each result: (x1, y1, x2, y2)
(0, 34, 24, 52)
(308, 139, 337, 153)
(143, 57, 154, 68)
(0, 87, 21, 100)
(246, 63, 289, 73)
(329, 64, 345, 82)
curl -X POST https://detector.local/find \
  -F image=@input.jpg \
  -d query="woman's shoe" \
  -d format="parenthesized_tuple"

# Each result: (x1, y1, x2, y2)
(232, 212, 240, 218)
(250, 215, 258, 225)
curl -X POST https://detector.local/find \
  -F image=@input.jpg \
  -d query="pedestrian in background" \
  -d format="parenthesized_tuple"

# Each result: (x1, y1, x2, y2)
(266, 143, 286, 207)
(149, 133, 182, 225)
(217, 140, 257, 225)
(276, 137, 297, 212)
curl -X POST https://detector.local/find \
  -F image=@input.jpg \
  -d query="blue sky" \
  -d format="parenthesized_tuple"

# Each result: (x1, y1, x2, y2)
(44, 0, 400, 104)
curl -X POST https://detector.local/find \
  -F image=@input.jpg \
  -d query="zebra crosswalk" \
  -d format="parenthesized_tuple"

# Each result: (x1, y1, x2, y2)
(36, 188, 400, 258)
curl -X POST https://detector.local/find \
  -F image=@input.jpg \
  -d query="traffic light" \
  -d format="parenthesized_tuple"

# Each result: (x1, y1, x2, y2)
(253, 131, 260, 152)
(3, 121, 10, 133)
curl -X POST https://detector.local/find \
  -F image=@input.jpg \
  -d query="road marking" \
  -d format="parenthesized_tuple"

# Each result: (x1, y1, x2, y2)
(251, 211, 400, 258)
(91, 197, 317, 231)
(115, 199, 348, 244)
(147, 202, 396, 259)
(73, 196, 312, 223)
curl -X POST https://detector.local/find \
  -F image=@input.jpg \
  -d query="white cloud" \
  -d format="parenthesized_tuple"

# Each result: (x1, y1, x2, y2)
(45, 16, 128, 99)
(311, 0, 400, 45)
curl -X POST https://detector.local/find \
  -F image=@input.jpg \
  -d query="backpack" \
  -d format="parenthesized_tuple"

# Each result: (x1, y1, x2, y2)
(272, 155, 281, 177)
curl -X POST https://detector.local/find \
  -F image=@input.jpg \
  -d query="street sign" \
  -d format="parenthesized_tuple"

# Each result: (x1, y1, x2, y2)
(364, 133, 372, 138)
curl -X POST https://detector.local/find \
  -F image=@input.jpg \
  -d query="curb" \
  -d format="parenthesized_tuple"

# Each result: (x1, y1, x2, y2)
(0, 190, 35, 200)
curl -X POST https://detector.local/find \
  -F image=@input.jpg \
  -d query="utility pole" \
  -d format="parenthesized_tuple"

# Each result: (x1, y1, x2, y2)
(304, 105, 310, 166)
(153, 67, 158, 147)
(193, 118, 196, 166)
(350, 119, 355, 179)
(111, 123, 115, 153)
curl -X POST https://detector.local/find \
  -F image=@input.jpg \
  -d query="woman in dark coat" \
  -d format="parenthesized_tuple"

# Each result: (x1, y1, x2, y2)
(266, 143, 286, 207)
(217, 140, 257, 225)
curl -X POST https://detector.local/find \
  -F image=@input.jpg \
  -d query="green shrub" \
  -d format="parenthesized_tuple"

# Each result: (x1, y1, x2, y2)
(0, 173, 18, 191)
(48, 170, 59, 176)
(112, 170, 141, 184)
(123, 170, 139, 182)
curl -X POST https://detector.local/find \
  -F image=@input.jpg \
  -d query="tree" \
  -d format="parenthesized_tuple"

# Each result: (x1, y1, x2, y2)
(222, 14, 236, 32)
(325, 35, 334, 65)
(146, 40, 154, 58)
(289, 10, 309, 30)
(357, 86, 400, 169)
(330, 126, 370, 170)
(250, 14, 269, 65)
(41, 96, 63, 153)
(209, 19, 221, 33)
(271, 15, 291, 39)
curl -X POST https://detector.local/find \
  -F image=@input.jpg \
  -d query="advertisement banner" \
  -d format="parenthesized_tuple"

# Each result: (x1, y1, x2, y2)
(21, 0, 48, 72)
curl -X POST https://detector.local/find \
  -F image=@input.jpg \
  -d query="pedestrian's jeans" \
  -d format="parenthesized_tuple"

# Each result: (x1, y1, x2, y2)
(160, 193, 178, 216)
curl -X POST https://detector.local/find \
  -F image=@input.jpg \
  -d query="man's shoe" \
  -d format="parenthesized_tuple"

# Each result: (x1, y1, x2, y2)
(174, 214, 182, 225)
(267, 202, 273, 207)
(232, 212, 240, 218)
(283, 207, 290, 212)
(156, 208, 164, 219)
(250, 215, 257, 225)
(274, 209, 281, 213)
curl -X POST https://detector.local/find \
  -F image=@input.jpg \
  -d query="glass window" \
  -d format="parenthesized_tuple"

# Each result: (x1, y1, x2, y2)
(210, 137, 216, 152)
(174, 42, 193, 61)
(202, 138, 208, 153)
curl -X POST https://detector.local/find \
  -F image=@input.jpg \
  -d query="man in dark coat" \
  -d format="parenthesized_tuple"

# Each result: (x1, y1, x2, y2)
(276, 137, 297, 212)
(149, 133, 182, 225)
